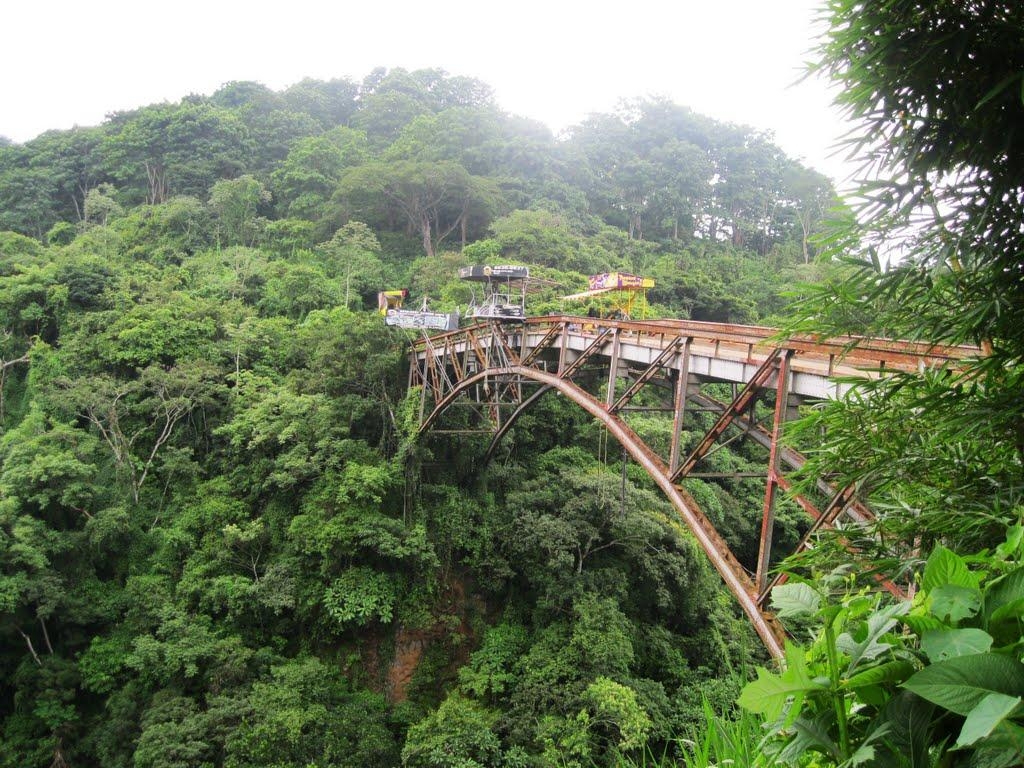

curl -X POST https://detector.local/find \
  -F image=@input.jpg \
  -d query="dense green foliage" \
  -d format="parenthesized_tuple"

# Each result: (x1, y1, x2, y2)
(786, 0, 1024, 579)
(689, 3, 1024, 768)
(742, 539, 1024, 766)
(0, 69, 834, 765)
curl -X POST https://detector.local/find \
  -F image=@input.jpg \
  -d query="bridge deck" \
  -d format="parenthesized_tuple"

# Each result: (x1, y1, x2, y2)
(414, 315, 977, 396)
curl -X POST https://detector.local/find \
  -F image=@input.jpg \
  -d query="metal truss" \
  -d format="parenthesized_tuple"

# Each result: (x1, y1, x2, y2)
(408, 316, 978, 660)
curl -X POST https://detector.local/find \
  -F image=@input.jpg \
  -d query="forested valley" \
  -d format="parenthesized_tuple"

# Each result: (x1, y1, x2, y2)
(3, 2, 1024, 766)
(0, 62, 838, 767)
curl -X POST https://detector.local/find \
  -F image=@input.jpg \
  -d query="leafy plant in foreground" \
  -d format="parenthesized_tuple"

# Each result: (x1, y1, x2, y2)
(739, 528, 1024, 767)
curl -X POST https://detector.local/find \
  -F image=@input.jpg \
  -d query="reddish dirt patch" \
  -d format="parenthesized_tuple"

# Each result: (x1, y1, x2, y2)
(383, 574, 484, 703)
(386, 627, 433, 702)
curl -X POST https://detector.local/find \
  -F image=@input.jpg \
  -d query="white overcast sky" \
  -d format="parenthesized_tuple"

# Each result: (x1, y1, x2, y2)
(1, 0, 856, 185)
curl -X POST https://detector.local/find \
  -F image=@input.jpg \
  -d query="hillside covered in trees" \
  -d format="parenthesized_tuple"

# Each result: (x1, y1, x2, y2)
(0, 67, 846, 766)
(24, 10, 1024, 758)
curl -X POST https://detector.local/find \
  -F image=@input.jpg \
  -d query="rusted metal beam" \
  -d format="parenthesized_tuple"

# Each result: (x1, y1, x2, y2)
(558, 322, 569, 373)
(483, 384, 553, 463)
(759, 479, 906, 605)
(493, 322, 521, 366)
(446, 335, 464, 383)
(414, 316, 977, 367)
(756, 350, 792, 593)
(494, 324, 523, 404)
(611, 338, 682, 413)
(466, 327, 490, 370)
(690, 392, 877, 527)
(605, 328, 621, 408)
(520, 323, 563, 367)
(686, 390, 904, 600)
(671, 349, 782, 483)
(687, 472, 768, 478)
(412, 316, 976, 391)
(559, 327, 615, 380)
(432, 429, 499, 435)
(424, 339, 443, 405)
(669, 339, 692, 475)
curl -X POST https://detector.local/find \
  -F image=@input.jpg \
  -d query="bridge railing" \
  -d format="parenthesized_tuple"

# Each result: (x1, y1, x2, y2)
(412, 315, 980, 376)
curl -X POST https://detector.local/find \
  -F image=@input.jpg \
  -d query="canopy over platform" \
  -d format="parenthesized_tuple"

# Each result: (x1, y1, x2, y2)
(458, 265, 530, 282)
(561, 272, 655, 318)
(562, 286, 624, 301)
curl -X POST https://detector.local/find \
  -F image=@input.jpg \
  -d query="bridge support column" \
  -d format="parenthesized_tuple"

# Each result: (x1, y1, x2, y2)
(756, 350, 793, 594)
(558, 323, 568, 373)
(669, 339, 692, 475)
(605, 329, 621, 407)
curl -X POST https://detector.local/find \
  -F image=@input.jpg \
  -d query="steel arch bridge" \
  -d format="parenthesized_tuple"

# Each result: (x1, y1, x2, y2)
(408, 315, 977, 659)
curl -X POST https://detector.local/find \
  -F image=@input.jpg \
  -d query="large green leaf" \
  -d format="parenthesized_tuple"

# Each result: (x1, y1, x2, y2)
(922, 546, 978, 592)
(902, 612, 945, 635)
(770, 582, 821, 618)
(984, 566, 1024, 639)
(844, 659, 916, 690)
(994, 526, 1023, 561)
(984, 566, 1024, 607)
(903, 653, 1024, 716)
(989, 598, 1024, 626)
(843, 724, 890, 768)
(920, 628, 994, 662)
(976, 721, 1024, 765)
(837, 601, 910, 673)
(929, 584, 982, 624)
(775, 712, 840, 764)
(875, 691, 935, 768)
(738, 643, 827, 721)
(954, 692, 1021, 749)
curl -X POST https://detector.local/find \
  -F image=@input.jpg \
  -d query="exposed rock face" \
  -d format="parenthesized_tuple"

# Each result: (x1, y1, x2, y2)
(386, 627, 432, 703)
(383, 576, 483, 703)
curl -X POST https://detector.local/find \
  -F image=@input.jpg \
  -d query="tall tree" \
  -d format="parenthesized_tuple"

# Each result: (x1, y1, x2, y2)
(281, 77, 360, 129)
(270, 130, 368, 220)
(209, 175, 270, 247)
(334, 160, 503, 256)
(25, 126, 108, 224)
(0, 149, 60, 237)
(56, 362, 223, 505)
(103, 103, 251, 205)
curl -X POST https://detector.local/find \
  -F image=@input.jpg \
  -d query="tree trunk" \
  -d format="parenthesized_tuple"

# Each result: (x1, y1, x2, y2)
(731, 220, 744, 247)
(73, 185, 85, 223)
(145, 162, 168, 205)
(39, 616, 54, 655)
(799, 211, 812, 263)
(628, 211, 643, 240)
(16, 627, 42, 666)
(420, 213, 434, 257)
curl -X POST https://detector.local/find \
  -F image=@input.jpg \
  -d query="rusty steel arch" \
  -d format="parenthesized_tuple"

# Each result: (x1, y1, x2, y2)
(408, 316, 979, 660)
(419, 363, 788, 659)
